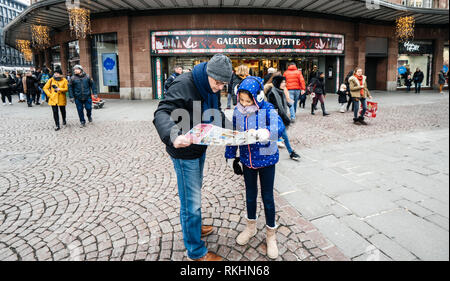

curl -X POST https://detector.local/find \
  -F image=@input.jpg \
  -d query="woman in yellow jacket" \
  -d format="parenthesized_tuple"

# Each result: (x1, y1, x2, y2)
(43, 68, 68, 131)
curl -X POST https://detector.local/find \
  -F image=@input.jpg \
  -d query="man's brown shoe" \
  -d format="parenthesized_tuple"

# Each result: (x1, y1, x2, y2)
(201, 225, 214, 237)
(187, 252, 223, 261)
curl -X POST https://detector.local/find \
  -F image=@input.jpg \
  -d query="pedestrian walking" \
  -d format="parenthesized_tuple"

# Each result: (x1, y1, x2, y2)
(39, 68, 51, 104)
(405, 74, 413, 93)
(225, 76, 285, 260)
(68, 65, 98, 128)
(164, 65, 183, 94)
(15, 73, 25, 103)
(349, 67, 373, 125)
(345, 71, 354, 112)
(310, 72, 330, 116)
(438, 69, 447, 94)
(309, 65, 319, 83)
(283, 62, 306, 122)
(153, 54, 233, 261)
(413, 68, 424, 94)
(337, 84, 348, 113)
(267, 75, 301, 161)
(227, 64, 249, 109)
(22, 71, 39, 107)
(43, 68, 68, 131)
(264, 67, 277, 85)
(0, 73, 13, 105)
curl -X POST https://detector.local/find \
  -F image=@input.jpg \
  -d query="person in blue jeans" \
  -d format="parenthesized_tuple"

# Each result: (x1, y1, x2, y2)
(225, 76, 285, 259)
(154, 54, 233, 261)
(283, 63, 306, 122)
(68, 65, 98, 128)
(266, 75, 301, 161)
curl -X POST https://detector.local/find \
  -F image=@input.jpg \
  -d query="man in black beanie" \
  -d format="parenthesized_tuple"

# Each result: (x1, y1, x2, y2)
(153, 54, 232, 261)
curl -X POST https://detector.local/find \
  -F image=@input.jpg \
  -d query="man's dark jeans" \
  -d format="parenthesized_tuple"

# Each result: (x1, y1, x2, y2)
(75, 98, 92, 124)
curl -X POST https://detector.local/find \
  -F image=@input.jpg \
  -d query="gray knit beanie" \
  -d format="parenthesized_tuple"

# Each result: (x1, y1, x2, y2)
(206, 54, 233, 82)
(73, 65, 84, 72)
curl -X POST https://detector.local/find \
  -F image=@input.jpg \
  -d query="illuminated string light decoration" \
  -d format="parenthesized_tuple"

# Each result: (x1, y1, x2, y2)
(68, 8, 91, 39)
(396, 16, 415, 42)
(31, 25, 51, 49)
(16, 39, 33, 62)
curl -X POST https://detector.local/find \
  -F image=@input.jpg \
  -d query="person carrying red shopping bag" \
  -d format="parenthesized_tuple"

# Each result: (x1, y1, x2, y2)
(349, 67, 373, 125)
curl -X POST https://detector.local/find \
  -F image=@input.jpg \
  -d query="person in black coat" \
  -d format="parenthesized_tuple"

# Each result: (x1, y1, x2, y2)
(23, 71, 39, 107)
(310, 72, 330, 116)
(345, 70, 354, 112)
(164, 66, 183, 94)
(0, 73, 13, 105)
(337, 84, 348, 113)
(153, 54, 233, 261)
(413, 68, 424, 94)
(266, 75, 300, 161)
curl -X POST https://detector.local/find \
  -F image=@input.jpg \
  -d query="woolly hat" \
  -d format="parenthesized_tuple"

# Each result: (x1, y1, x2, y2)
(206, 54, 233, 82)
(272, 75, 286, 89)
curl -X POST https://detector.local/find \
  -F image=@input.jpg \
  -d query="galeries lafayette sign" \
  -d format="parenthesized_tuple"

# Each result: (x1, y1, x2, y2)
(151, 30, 345, 55)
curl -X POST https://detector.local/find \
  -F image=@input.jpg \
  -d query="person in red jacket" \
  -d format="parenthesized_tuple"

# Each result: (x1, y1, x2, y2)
(283, 62, 306, 122)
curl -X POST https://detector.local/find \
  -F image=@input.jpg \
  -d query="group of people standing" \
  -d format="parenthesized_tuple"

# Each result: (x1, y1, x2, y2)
(0, 65, 98, 131)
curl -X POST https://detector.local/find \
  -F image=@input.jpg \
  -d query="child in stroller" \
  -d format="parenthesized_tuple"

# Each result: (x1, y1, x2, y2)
(92, 94, 105, 109)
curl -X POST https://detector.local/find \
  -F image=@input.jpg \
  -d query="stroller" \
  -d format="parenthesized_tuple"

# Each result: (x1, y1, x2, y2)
(92, 94, 105, 109)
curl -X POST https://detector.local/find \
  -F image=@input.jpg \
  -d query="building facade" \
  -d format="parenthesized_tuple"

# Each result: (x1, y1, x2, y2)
(3, 0, 449, 99)
(0, 0, 31, 69)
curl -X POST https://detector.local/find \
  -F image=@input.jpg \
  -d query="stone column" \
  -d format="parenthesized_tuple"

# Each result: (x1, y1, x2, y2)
(44, 48, 51, 70)
(387, 35, 399, 91)
(78, 37, 92, 76)
(117, 16, 134, 100)
(60, 43, 68, 76)
(433, 38, 444, 90)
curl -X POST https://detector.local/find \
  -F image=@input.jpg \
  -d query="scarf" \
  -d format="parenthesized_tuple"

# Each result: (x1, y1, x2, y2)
(192, 62, 219, 120)
(355, 74, 364, 96)
(236, 102, 259, 115)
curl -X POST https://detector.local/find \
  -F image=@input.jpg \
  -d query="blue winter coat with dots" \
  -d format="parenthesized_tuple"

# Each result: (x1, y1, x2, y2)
(225, 77, 285, 169)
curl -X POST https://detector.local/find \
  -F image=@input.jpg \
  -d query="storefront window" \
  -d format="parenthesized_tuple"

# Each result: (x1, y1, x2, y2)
(397, 41, 434, 88)
(91, 33, 119, 94)
(67, 40, 80, 75)
(50, 45, 61, 72)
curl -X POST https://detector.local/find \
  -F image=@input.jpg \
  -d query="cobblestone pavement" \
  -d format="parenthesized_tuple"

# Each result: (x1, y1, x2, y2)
(0, 96, 346, 261)
(276, 91, 449, 261)
(0, 91, 447, 261)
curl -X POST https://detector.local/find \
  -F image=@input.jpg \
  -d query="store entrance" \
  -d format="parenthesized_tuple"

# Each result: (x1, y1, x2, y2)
(230, 56, 319, 82)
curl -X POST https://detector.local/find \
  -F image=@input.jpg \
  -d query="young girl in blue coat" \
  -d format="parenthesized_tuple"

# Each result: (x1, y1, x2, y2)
(225, 76, 285, 259)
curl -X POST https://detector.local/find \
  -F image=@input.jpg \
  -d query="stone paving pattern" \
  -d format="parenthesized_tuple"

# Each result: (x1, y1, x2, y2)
(0, 96, 346, 261)
(0, 91, 448, 261)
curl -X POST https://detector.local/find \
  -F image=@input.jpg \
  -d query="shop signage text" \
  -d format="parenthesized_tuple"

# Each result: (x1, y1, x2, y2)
(403, 42, 420, 52)
(151, 30, 345, 55)
(399, 41, 434, 55)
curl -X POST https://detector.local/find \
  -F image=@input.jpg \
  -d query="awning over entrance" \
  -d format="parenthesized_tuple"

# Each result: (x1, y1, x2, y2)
(3, 0, 449, 49)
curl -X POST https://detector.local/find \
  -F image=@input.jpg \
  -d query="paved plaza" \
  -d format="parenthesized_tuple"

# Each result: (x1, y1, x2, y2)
(0, 90, 448, 261)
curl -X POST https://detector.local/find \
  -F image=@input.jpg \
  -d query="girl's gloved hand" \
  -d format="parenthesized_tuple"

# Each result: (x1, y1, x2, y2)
(256, 129, 270, 142)
(233, 157, 243, 175)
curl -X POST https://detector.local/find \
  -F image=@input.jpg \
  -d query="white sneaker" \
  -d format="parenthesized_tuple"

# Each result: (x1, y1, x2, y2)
(277, 141, 285, 149)
(9, 103, 12, 105)
(2, 103, 6, 106)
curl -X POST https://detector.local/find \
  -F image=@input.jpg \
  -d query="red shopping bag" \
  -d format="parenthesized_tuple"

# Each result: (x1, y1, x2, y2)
(360, 101, 378, 118)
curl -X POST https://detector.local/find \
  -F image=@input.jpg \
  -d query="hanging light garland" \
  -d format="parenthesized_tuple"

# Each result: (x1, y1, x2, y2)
(31, 24, 51, 49)
(68, 8, 91, 39)
(16, 39, 33, 62)
(396, 16, 415, 42)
